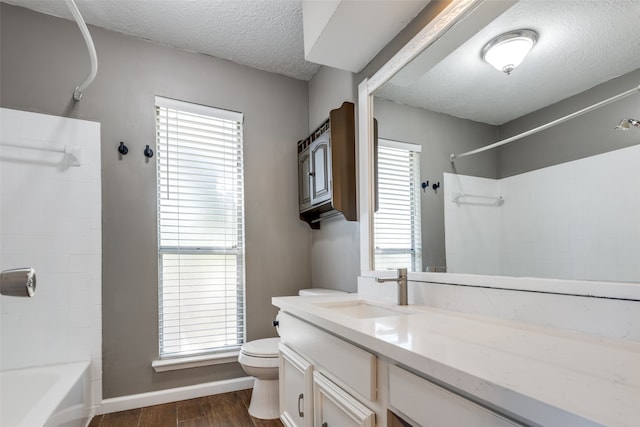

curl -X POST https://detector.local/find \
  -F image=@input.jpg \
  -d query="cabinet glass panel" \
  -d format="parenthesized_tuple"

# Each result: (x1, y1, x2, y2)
(310, 134, 331, 204)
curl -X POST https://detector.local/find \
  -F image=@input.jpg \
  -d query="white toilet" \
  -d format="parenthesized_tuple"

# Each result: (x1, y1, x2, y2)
(238, 288, 346, 419)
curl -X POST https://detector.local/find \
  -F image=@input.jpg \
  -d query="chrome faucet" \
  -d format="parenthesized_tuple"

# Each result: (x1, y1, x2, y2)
(375, 268, 408, 305)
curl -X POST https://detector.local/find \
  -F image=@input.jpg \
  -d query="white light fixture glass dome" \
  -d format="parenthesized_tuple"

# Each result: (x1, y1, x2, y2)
(481, 29, 538, 74)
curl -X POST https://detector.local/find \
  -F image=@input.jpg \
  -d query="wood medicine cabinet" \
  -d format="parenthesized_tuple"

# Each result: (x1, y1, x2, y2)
(298, 102, 356, 229)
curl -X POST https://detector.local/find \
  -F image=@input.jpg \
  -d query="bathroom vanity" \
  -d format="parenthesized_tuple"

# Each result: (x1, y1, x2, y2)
(273, 294, 639, 427)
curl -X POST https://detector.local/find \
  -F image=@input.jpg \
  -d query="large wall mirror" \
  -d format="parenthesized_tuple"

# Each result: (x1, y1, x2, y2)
(360, 0, 640, 285)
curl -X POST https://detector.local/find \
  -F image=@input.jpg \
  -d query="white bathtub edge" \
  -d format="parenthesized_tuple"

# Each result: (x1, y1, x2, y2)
(1, 361, 91, 427)
(96, 376, 254, 415)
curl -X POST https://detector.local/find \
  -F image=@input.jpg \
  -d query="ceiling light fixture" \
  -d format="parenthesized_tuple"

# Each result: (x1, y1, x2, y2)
(481, 29, 538, 75)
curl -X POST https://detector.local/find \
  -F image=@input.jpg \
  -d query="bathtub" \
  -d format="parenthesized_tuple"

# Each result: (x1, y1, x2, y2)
(0, 361, 90, 427)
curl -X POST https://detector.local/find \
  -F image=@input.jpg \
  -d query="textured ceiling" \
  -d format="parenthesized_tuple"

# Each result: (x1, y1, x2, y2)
(2, 0, 321, 80)
(7, 0, 638, 118)
(377, 0, 640, 125)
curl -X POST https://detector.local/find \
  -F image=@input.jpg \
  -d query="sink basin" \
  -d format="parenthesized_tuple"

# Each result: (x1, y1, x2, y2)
(314, 300, 413, 319)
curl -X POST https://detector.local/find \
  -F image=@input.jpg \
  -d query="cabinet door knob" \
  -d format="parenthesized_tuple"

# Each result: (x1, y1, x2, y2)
(297, 393, 304, 417)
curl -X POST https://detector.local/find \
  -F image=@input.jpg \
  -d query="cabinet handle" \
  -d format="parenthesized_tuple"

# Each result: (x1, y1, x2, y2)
(297, 393, 304, 417)
(308, 172, 315, 177)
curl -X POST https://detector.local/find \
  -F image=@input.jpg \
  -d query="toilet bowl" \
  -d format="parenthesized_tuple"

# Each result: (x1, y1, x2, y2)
(239, 337, 280, 419)
(238, 288, 347, 420)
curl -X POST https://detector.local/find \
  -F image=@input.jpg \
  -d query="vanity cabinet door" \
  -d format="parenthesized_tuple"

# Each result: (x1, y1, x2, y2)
(313, 372, 375, 427)
(279, 344, 313, 427)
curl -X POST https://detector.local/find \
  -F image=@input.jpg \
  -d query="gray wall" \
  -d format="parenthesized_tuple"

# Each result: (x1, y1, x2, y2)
(374, 98, 498, 270)
(300, 0, 454, 282)
(497, 68, 640, 178)
(307, 66, 360, 292)
(1, 4, 311, 398)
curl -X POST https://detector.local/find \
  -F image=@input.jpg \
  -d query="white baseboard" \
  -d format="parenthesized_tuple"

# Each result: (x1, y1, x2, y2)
(96, 376, 254, 415)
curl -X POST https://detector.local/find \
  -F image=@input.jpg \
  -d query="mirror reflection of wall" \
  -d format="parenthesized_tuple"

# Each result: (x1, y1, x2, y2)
(374, 97, 498, 272)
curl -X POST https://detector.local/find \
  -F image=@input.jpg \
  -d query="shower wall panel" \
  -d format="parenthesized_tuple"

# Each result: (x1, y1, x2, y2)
(0, 108, 102, 405)
(445, 144, 640, 282)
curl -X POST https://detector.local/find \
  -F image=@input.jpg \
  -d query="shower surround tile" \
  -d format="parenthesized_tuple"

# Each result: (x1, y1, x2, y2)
(444, 144, 640, 282)
(0, 108, 102, 406)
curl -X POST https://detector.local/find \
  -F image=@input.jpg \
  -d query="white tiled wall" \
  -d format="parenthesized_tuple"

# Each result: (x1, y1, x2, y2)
(0, 108, 102, 404)
(500, 144, 640, 282)
(444, 145, 640, 282)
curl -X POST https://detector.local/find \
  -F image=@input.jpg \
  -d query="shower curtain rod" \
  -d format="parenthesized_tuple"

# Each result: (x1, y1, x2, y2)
(450, 84, 640, 162)
(65, 0, 97, 101)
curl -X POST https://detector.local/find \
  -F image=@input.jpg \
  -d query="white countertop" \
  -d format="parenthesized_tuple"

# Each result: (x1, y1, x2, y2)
(272, 294, 640, 427)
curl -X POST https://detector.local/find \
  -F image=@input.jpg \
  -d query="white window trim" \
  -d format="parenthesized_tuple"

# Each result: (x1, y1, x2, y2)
(379, 138, 422, 152)
(152, 351, 240, 372)
(155, 96, 243, 123)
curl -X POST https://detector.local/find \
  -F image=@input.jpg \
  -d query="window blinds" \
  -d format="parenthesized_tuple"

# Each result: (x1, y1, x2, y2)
(374, 140, 422, 272)
(155, 96, 245, 358)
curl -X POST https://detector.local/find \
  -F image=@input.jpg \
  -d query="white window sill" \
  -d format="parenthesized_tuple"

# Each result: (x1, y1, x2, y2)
(152, 351, 240, 372)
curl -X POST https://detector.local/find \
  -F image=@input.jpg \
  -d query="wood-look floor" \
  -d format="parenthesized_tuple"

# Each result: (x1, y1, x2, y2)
(89, 389, 283, 427)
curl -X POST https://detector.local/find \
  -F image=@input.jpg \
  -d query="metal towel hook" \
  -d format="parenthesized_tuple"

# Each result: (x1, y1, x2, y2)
(118, 141, 128, 155)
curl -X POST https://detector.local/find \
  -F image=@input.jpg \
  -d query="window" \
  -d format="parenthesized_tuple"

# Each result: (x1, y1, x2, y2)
(375, 139, 422, 272)
(155, 96, 245, 359)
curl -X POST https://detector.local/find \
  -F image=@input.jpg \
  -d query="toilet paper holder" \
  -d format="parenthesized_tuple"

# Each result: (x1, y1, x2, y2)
(1, 268, 37, 297)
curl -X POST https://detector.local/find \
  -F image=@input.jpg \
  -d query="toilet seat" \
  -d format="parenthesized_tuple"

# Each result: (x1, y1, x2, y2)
(241, 337, 280, 357)
(239, 337, 280, 368)
(239, 352, 279, 368)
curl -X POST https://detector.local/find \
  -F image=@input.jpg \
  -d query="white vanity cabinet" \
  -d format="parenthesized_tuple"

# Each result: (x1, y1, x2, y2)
(388, 365, 523, 427)
(277, 312, 376, 427)
(273, 295, 638, 426)
(276, 307, 527, 427)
